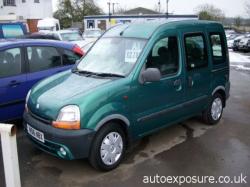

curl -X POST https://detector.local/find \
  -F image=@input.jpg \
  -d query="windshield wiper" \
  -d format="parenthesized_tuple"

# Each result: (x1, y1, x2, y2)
(94, 72, 125, 78)
(72, 68, 125, 78)
(72, 69, 97, 76)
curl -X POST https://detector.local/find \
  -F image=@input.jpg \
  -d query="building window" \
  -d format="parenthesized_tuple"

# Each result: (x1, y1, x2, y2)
(34, 0, 40, 3)
(3, 0, 16, 6)
(22, 0, 26, 3)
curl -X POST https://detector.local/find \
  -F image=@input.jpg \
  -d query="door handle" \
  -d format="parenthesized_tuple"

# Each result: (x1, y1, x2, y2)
(8, 80, 21, 87)
(188, 76, 194, 87)
(173, 79, 182, 91)
(173, 79, 181, 87)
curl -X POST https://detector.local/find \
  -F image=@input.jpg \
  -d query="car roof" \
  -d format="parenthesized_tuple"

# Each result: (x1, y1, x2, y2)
(103, 20, 223, 39)
(53, 30, 79, 34)
(0, 39, 75, 49)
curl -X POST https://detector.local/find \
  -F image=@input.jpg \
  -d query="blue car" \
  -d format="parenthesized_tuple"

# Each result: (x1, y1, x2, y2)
(0, 39, 83, 122)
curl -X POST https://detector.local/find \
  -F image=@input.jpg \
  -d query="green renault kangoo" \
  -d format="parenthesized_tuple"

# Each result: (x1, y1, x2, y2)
(24, 20, 230, 171)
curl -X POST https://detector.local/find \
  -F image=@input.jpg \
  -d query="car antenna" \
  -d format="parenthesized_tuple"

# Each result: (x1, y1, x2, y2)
(120, 25, 129, 36)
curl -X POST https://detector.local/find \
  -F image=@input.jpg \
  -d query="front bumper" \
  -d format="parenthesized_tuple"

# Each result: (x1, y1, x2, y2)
(238, 45, 250, 51)
(23, 112, 95, 160)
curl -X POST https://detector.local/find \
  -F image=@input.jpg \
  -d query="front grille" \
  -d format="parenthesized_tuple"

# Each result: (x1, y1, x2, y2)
(29, 110, 51, 125)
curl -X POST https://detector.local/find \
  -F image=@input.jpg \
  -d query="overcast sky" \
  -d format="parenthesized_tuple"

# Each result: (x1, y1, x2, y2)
(52, 0, 249, 18)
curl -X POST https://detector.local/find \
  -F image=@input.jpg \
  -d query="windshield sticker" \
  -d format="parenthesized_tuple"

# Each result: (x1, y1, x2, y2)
(125, 43, 142, 63)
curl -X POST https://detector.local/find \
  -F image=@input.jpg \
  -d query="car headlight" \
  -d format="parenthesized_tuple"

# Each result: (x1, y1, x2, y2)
(25, 90, 31, 112)
(52, 105, 81, 130)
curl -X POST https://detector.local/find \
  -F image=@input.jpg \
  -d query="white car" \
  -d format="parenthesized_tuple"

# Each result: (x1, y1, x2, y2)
(82, 29, 102, 44)
(51, 30, 86, 48)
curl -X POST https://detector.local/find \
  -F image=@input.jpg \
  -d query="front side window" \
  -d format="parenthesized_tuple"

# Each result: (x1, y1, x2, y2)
(77, 37, 147, 76)
(145, 36, 179, 76)
(210, 33, 225, 65)
(0, 48, 22, 78)
(2, 25, 24, 38)
(27, 46, 61, 72)
(184, 34, 208, 70)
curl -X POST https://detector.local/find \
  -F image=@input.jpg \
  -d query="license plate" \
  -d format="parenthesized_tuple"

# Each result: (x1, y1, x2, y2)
(27, 124, 45, 143)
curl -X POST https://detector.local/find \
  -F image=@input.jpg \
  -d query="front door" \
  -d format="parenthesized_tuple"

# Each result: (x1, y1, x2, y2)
(131, 35, 185, 136)
(0, 47, 27, 121)
(182, 32, 211, 114)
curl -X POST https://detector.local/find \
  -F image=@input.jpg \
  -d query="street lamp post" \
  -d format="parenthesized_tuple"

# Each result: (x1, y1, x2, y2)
(107, 2, 111, 22)
(166, 0, 170, 19)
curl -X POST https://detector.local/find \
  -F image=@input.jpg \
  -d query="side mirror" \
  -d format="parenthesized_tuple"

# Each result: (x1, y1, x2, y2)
(141, 68, 161, 83)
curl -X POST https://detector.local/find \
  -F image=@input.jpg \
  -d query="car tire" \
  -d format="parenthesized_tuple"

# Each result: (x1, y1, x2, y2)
(89, 122, 126, 171)
(202, 93, 224, 125)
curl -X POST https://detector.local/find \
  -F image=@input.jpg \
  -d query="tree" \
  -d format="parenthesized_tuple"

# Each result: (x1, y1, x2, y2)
(54, 0, 103, 29)
(53, 0, 74, 28)
(234, 16, 242, 28)
(195, 4, 225, 21)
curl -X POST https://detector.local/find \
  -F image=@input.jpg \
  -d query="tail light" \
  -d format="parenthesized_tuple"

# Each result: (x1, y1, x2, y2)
(73, 45, 84, 56)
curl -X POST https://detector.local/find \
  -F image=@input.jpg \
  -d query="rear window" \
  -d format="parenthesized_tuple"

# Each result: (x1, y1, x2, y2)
(2, 24, 24, 38)
(27, 46, 61, 72)
(210, 33, 226, 65)
(62, 49, 81, 65)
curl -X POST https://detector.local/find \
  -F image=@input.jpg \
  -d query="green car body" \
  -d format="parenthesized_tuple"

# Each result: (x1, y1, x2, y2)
(24, 20, 230, 169)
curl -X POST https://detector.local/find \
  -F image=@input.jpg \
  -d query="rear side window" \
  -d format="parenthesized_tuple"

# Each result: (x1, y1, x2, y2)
(184, 34, 208, 70)
(27, 46, 61, 72)
(0, 48, 22, 78)
(62, 50, 81, 65)
(210, 33, 226, 65)
(2, 25, 24, 38)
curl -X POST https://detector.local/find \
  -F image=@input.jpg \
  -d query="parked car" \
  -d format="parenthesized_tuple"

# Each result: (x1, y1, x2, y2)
(22, 32, 60, 40)
(82, 29, 102, 44)
(232, 35, 248, 51)
(24, 20, 230, 171)
(227, 34, 240, 49)
(81, 41, 95, 53)
(67, 27, 83, 35)
(49, 30, 86, 48)
(0, 22, 28, 39)
(0, 39, 83, 122)
(37, 18, 60, 32)
(238, 37, 250, 52)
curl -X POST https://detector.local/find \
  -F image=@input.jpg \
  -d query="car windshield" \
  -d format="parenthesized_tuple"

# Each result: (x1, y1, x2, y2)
(84, 30, 102, 38)
(61, 32, 83, 41)
(77, 37, 147, 76)
(38, 27, 54, 31)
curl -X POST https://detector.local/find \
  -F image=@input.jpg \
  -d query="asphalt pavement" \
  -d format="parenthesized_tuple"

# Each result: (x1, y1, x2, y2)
(0, 66, 250, 187)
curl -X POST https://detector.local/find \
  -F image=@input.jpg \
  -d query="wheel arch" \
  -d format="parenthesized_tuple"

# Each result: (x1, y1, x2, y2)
(94, 114, 131, 145)
(212, 86, 226, 107)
